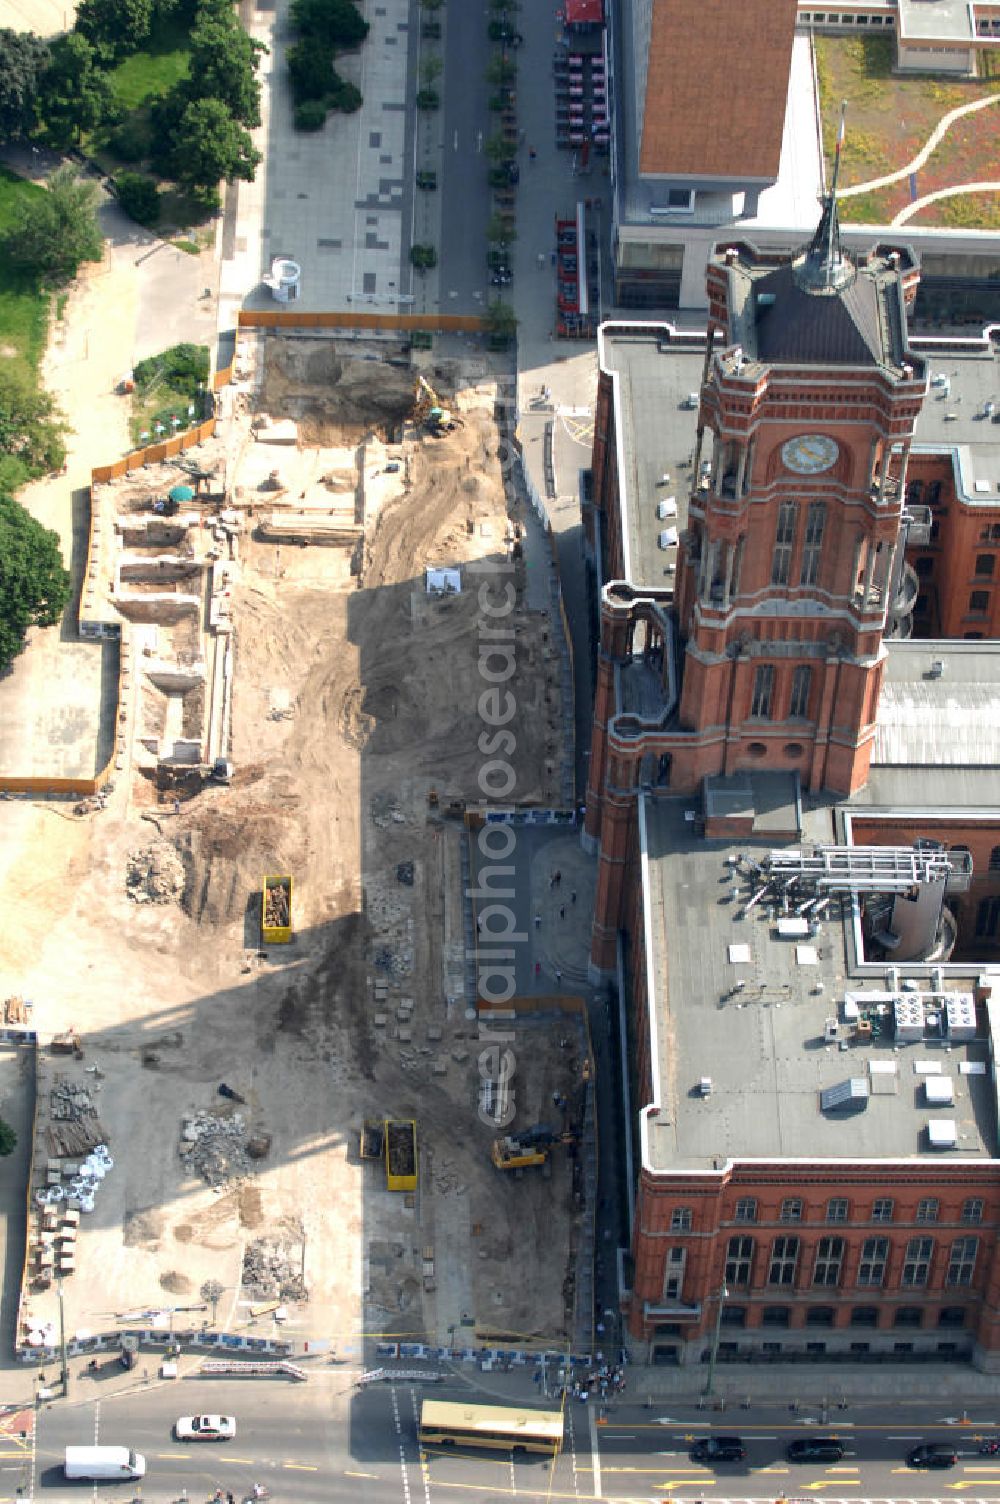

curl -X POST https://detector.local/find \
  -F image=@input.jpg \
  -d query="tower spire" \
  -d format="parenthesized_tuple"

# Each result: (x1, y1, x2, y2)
(794, 101, 854, 294)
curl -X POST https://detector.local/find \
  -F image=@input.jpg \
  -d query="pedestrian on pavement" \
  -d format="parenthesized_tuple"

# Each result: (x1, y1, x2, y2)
(534, 960, 541, 977)
(559, 905, 565, 919)
(529, 147, 537, 160)
(555, 968, 563, 984)
(537, 252, 545, 268)
(570, 890, 577, 903)
(534, 914, 542, 929)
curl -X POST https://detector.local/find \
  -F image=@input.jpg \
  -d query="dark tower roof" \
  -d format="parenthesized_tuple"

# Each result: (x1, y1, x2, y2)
(793, 102, 853, 295)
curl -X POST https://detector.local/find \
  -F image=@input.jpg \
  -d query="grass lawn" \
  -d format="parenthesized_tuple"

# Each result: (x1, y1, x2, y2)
(129, 386, 203, 446)
(106, 16, 190, 113)
(816, 35, 1000, 225)
(0, 168, 50, 376)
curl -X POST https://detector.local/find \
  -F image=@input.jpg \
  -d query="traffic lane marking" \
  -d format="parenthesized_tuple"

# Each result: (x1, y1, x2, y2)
(281, 1462, 318, 1471)
(419, 1476, 593, 1500)
(343, 1470, 379, 1479)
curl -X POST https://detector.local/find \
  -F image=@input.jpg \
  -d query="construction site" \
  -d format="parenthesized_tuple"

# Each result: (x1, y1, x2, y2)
(3, 331, 592, 1368)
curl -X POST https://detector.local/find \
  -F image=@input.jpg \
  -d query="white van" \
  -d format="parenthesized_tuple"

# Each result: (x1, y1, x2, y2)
(64, 1446, 146, 1480)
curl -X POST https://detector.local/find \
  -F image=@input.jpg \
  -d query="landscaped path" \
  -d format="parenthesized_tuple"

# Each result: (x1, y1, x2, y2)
(837, 90, 1000, 200)
(891, 179, 1000, 225)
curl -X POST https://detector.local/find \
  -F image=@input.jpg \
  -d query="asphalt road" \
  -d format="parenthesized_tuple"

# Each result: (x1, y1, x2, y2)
(23, 1378, 1000, 1504)
(437, 0, 494, 311)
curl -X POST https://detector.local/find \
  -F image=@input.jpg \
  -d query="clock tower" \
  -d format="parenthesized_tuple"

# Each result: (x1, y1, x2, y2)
(670, 185, 928, 796)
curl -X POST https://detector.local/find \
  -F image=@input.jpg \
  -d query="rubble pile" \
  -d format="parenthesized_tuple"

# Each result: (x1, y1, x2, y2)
(126, 843, 186, 904)
(46, 1081, 108, 1157)
(179, 1110, 252, 1187)
(242, 1238, 308, 1303)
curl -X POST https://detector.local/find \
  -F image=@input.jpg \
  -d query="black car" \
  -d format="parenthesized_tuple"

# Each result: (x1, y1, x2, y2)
(690, 1436, 746, 1463)
(787, 1438, 846, 1463)
(907, 1444, 958, 1470)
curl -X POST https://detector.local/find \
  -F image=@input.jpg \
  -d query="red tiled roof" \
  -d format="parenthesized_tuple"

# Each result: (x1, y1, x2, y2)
(639, 0, 798, 181)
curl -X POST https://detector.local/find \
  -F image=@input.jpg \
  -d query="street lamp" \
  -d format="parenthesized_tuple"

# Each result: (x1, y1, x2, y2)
(56, 1275, 70, 1397)
(703, 1281, 729, 1399)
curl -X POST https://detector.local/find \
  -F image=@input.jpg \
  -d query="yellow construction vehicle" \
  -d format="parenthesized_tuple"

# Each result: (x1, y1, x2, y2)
(491, 1124, 574, 1171)
(413, 375, 462, 435)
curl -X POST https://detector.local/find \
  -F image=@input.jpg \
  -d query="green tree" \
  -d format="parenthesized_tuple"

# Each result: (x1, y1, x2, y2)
(0, 492, 71, 672)
(485, 133, 516, 163)
(0, 367, 67, 478)
(3, 166, 103, 288)
(485, 53, 515, 86)
(484, 299, 517, 344)
(286, 40, 333, 106)
(294, 99, 327, 131)
(410, 243, 437, 270)
(327, 73, 362, 112)
(169, 96, 262, 199)
(37, 33, 112, 147)
(133, 343, 209, 400)
(75, 0, 153, 58)
(290, 0, 369, 48)
(185, 13, 265, 128)
(114, 170, 160, 225)
(0, 30, 51, 142)
(486, 212, 516, 244)
(0, 1117, 16, 1156)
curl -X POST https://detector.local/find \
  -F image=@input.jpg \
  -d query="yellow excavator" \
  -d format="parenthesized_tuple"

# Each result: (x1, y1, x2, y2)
(491, 1124, 575, 1171)
(413, 375, 462, 435)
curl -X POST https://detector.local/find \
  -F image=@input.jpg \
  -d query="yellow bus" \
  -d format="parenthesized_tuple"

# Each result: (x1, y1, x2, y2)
(418, 1399, 563, 1455)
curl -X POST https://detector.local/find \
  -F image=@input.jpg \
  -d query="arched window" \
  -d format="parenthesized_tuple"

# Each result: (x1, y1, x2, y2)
(800, 502, 826, 586)
(771, 502, 797, 585)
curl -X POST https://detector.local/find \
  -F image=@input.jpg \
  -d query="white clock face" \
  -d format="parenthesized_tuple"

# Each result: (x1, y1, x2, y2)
(781, 434, 839, 475)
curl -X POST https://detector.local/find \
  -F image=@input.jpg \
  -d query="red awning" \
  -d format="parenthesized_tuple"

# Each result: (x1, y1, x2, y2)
(565, 0, 603, 24)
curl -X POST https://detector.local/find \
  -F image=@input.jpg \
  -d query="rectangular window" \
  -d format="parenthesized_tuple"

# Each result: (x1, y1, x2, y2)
(975, 554, 996, 578)
(871, 1199, 894, 1223)
(726, 1235, 754, 1286)
(813, 1236, 844, 1288)
(799, 501, 826, 586)
(670, 1207, 693, 1232)
(789, 665, 812, 720)
(969, 590, 990, 615)
(666, 187, 695, 211)
(902, 1237, 933, 1287)
(826, 1198, 849, 1224)
(768, 1236, 799, 1286)
(663, 1246, 686, 1301)
(734, 1198, 757, 1223)
(780, 1198, 803, 1223)
(947, 1237, 978, 1287)
(895, 1307, 923, 1328)
(962, 1198, 984, 1225)
(857, 1236, 889, 1286)
(750, 664, 774, 719)
(771, 501, 797, 585)
(916, 1198, 939, 1224)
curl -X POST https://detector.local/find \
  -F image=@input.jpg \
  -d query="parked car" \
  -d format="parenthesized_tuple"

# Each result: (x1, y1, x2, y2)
(175, 1415, 236, 1442)
(690, 1435, 746, 1463)
(907, 1443, 958, 1470)
(787, 1437, 846, 1463)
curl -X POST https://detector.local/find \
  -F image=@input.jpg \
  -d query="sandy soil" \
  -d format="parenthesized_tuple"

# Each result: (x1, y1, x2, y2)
(4, 338, 576, 1368)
